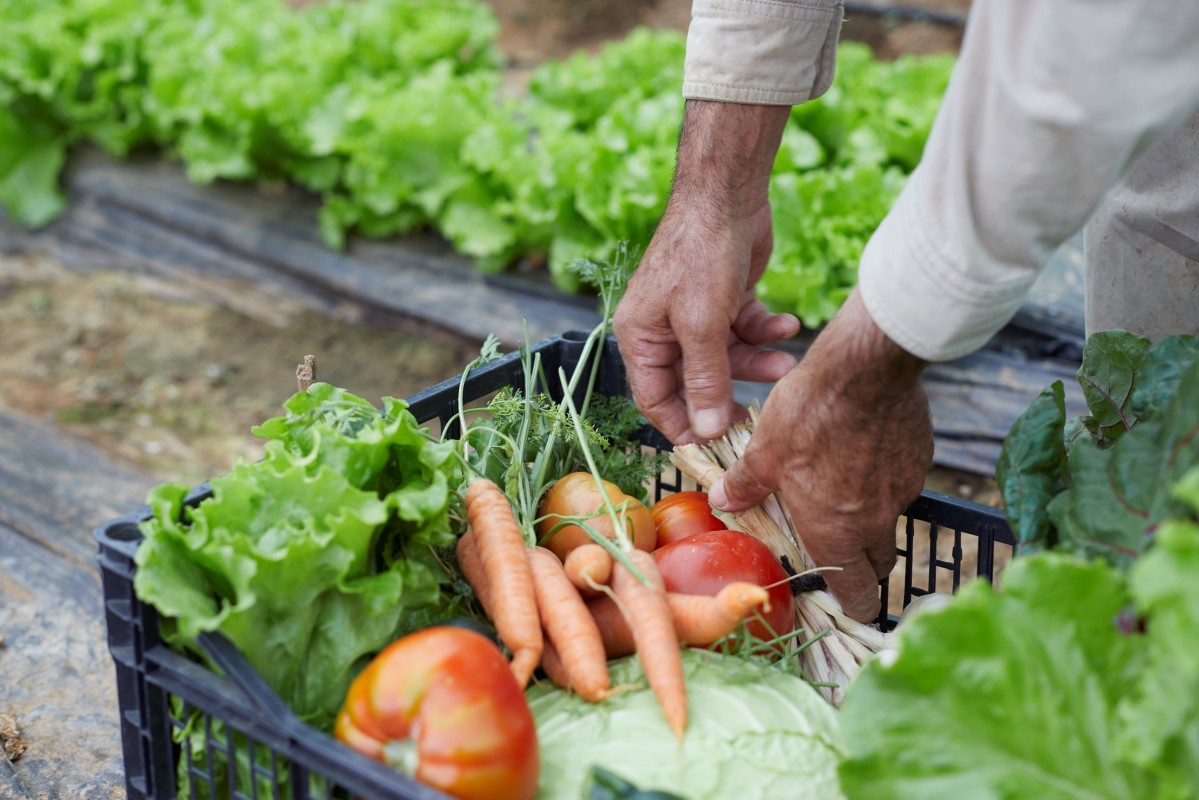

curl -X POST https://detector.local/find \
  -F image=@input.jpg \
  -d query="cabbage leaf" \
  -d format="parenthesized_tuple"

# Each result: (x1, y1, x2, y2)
(528, 649, 845, 800)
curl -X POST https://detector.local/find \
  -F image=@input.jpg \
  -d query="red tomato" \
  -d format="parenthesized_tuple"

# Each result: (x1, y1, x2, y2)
(536, 472, 656, 560)
(334, 626, 539, 800)
(650, 491, 727, 548)
(652, 529, 795, 643)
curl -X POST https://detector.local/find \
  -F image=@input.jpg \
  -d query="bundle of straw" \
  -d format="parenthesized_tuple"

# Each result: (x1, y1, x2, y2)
(669, 410, 891, 706)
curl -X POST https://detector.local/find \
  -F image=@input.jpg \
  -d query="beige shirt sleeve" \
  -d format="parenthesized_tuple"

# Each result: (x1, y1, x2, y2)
(858, 0, 1199, 361)
(683, 0, 844, 105)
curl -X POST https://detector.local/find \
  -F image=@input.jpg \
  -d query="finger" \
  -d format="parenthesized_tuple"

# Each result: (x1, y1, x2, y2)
(815, 553, 883, 624)
(865, 530, 898, 584)
(676, 357, 748, 431)
(707, 447, 780, 514)
(727, 341, 797, 384)
(800, 521, 889, 623)
(629, 367, 695, 445)
(674, 316, 736, 440)
(615, 332, 696, 445)
(733, 297, 800, 345)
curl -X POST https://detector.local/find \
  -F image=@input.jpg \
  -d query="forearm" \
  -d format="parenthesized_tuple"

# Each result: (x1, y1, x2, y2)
(614, 102, 798, 446)
(669, 101, 791, 224)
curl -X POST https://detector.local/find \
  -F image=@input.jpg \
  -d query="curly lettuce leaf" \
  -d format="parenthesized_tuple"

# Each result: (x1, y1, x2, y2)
(253, 383, 459, 509)
(1119, 473, 1199, 792)
(136, 385, 465, 728)
(0, 102, 68, 227)
(839, 541, 1197, 800)
(1, 3, 950, 318)
(526, 27, 686, 130)
(761, 164, 906, 328)
(790, 43, 955, 172)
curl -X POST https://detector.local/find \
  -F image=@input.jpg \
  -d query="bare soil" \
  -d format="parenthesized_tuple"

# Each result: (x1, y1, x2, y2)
(489, 0, 967, 64)
(0, 253, 472, 487)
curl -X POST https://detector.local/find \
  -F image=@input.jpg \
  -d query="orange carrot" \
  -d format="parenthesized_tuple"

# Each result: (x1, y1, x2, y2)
(589, 582, 772, 658)
(610, 548, 686, 739)
(539, 637, 570, 689)
(668, 582, 771, 645)
(562, 543, 612, 599)
(527, 546, 612, 702)
(465, 477, 542, 688)
(456, 530, 492, 615)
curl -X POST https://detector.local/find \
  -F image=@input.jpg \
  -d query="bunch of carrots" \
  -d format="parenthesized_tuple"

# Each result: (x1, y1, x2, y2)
(454, 474, 772, 740)
(445, 250, 772, 738)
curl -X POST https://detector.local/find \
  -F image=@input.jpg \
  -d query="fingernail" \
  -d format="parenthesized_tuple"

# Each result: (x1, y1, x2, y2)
(692, 408, 723, 439)
(708, 478, 728, 510)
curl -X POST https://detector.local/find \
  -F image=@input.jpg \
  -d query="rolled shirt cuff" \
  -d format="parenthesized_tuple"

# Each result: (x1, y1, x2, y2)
(858, 169, 1039, 362)
(683, 0, 844, 105)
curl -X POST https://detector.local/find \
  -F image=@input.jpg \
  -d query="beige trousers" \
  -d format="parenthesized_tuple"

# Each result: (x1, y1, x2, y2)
(1084, 108, 1199, 339)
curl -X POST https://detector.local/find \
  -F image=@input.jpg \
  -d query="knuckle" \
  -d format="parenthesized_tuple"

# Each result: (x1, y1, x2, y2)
(682, 372, 726, 402)
(673, 308, 727, 341)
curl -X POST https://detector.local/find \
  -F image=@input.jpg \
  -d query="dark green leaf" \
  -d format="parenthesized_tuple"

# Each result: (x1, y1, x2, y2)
(588, 766, 639, 800)
(1075, 330, 1151, 442)
(586, 765, 690, 800)
(1047, 436, 1149, 566)
(585, 767, 690, 800)
(994, 381, 1067, 552)
(1128, 335, 1199, 420)
(1126, 357, 1199, 528)
(1054, 356, 1199, 564)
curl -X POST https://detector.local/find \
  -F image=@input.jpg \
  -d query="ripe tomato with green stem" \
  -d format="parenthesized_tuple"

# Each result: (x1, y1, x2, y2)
(334, 626, 539, 800)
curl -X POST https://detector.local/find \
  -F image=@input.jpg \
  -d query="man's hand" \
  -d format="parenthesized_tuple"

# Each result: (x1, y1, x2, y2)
(614, 100, 799, 444)
(708, 289, 934, 622)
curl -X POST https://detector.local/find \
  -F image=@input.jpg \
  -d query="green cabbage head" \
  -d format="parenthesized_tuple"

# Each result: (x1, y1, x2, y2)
(527, 648, 845, 800)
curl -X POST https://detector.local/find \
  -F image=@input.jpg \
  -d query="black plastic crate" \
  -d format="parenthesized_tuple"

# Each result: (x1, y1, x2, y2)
(96, 330, 1015, 800)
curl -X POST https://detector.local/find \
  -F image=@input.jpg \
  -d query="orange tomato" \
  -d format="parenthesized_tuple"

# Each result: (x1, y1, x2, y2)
(536, 472, 656, 560)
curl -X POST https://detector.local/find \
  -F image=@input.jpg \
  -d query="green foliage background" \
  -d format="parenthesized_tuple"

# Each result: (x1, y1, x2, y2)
(0, 0, 955, 326)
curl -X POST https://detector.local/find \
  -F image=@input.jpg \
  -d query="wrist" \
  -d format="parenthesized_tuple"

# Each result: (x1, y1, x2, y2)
(669, 100, 790, 221)
(805, 289, 927, 403)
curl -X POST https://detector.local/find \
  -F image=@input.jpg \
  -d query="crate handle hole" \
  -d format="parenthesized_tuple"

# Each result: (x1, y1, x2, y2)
(106, 522, 143, 542)
(561, 328, 591, 342)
